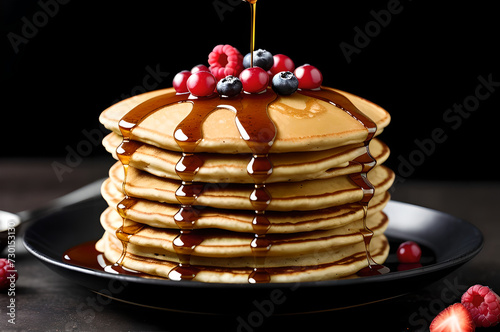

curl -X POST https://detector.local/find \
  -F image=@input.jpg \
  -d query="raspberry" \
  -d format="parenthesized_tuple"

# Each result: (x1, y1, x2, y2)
(208, 44, 244, 81)
(186, 71, 217, 97)
(397, 241, 422, 263)
(0, 258, 17, 291)
(461, 284, 500, 327)
(239, 67, 269, 93)
(294, 64, 323, 90)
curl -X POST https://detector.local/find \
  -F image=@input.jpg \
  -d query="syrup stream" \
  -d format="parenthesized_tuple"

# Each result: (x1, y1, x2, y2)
(249, 0, 256, 68)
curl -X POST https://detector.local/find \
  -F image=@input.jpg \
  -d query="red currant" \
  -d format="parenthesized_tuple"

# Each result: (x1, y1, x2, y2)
(270, 54, 295, 75)
(239, 67, 269, 93)
(173, 70, 191, 93)
(191, 64, 210, 74)
(294, 64, 323, 90)
(186, 71, 217, 97)
(397, 241, 422, 263)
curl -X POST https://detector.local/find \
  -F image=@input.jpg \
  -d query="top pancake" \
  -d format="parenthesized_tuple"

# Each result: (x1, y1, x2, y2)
(99, 87, 391, 153)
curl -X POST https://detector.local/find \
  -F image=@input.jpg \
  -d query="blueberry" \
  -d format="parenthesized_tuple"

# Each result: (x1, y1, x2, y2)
(243, 49, 274, 71)
(272, 71, 299, 96)
(216, 75, 243, 97)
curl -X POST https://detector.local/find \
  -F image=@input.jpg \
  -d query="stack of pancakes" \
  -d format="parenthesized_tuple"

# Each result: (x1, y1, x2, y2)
(97, 86, 394, 283)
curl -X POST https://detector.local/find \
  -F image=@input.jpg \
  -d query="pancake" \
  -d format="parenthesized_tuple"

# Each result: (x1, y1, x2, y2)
(94, 80, 394, 283)
(100, 207, 389, 258)
(99, 87, 390, 153)
(101, 177, 391, 233)
(103, 132, 390, 183)
(97, 232, 389, 283)
(108, 161, 394, 211)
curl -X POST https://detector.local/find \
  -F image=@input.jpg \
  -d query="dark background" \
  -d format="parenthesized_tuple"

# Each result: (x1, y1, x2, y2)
(1, 0, 498, 181)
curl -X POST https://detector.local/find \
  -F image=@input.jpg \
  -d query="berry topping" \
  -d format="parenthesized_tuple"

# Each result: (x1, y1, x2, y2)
(191, 64, 210, 74)
(208, 44, 244, 81)
(272, 71, 299, 96)
(294, 64, 323, 90)
(397, 241, 422, 263)
(461, 284, 500, 327)
(173, 70, 191, 93)
(270, 54, 295, 75)
(186, 71, 217, 97)
(0, 258, 17, 291)
(217, 75, 243, 97)
(243, 49, 274, 71)
(239, 67, 269, 93)
(430, 303, 475, 332)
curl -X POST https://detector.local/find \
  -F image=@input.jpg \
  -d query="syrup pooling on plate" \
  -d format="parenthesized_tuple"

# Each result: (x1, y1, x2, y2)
(298, 88, 389, 276)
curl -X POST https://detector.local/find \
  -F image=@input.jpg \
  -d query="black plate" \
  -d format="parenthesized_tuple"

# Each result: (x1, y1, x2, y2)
(23, 198, 483, 314)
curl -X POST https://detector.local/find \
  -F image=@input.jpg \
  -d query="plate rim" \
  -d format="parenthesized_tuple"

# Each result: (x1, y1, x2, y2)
(23, 199, 484, 290)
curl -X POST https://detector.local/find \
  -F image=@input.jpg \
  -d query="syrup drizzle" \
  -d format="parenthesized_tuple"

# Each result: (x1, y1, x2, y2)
(298, 88, 389, 276)
(114, 88, 279, 282)
(111, 86, 387, 282)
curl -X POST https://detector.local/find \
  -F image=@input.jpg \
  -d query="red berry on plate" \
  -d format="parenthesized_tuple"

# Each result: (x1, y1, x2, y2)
(270, 54, 295, 75)
(186, 71, 217, 97)
(0, 258, 17, 291)
(191, 64, 210, 74)
(239, 67, 269, 93)
(430, 303, 475, 332)
(208, 44, 244, 81)
(397, 241, 422, 263)
(461, 284, 500, 327)
(173, 70, 191, 93)
(294, 64, 323, 90)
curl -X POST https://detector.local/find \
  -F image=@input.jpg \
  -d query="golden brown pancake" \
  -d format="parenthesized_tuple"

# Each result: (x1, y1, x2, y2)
(103, 132, 390, 183)
(101, 177, 390, 233)
(96, 85, 393, 283)
(97, 231, 389, 283)
(99, 87, 390, 153)
(107, 161, 394, 211)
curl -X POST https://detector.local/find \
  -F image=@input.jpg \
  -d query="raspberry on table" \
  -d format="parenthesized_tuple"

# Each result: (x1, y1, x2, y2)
(461, 284, 500, 328)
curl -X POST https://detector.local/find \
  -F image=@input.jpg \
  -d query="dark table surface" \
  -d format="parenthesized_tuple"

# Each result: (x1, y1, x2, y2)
(1, 158, 499, 332)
